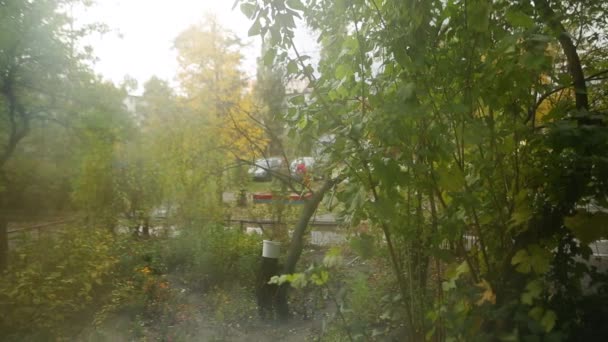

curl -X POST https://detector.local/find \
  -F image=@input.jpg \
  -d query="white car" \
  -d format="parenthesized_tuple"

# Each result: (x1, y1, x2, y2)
(248, 157, 283, 181)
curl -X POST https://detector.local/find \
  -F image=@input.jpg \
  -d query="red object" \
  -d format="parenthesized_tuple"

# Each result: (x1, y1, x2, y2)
(296, 162, 306, 174)
(253, 192, 273, 200)
(253, 192, 312, 204)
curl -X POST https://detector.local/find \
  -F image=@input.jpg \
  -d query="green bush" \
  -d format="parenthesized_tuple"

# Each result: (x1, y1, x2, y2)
(164, 225, 261, 290)
(92, 236, 169, 323)
(0, 226, 117, 339)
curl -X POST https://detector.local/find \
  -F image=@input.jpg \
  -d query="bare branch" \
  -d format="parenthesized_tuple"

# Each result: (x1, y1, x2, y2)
(526, 69, 608, 124)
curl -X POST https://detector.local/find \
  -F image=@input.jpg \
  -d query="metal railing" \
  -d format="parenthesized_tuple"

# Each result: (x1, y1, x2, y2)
(225, 217, 340, 231)
(7, 218, 77, 240)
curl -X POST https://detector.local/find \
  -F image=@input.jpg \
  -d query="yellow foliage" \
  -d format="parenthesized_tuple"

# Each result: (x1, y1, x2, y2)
(536, 87, 574, 123)
(173, 14, 269, 161)
(535, 43, 574, 123)
(219, 95, 269, 159)
(475, 279, 496, 306)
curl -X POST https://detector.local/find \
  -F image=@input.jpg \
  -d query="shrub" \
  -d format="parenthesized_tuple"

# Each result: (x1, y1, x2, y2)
(93, 237, 169, 325)
(0, 226, 117, 339)
(164, 225, 261, 290)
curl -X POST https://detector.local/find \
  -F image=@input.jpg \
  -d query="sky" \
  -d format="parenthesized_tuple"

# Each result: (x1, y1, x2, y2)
(75, 0, 317, 95)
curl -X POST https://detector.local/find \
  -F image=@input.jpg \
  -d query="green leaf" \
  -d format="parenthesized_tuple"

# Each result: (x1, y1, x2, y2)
(512, 249, 532, 274)
(540, 310, 557, 332)
(296, 114, 308, 130)
(335, 64, 351, 80)
(269, 26, 281, 45)
(304, 64, 315, 77)
(564, 211, 608, 244)
(287, 60, 298, 75)
(436, 167, 465, 192)
(289, 273, 308, 288)
(442, 280, 456, 291)
(505, 9, 535, 29)
(521, 279, 543, 305)
(529, 306, 544, 321)
(287, 0, 306, 11)
(311, 270, 329, 285)
(268, 274, 289, 285)
(512, 245, 551, 274)
(443, 260, 470, 291)
(248, 19, 262, 36)
(277, 13, 296, 28)
(323, 247, 343, 268)
(289, 94, 305, 105)
(240, 3, 257, 18)
(510, 190, 533, 231)
(528, 245, 551, 274)
(263, 48, 276, 66)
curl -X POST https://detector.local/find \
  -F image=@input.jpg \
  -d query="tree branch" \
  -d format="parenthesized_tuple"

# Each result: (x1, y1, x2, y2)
(526, 69, 608, 124)
(534, 0, 588, 111)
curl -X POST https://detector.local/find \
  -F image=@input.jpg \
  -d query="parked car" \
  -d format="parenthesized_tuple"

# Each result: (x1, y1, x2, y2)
(248, 157, 283, 181)
(289, 157, 315, 181)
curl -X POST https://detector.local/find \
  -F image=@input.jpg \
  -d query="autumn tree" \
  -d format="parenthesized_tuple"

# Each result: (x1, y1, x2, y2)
(173, 14, 268, 204)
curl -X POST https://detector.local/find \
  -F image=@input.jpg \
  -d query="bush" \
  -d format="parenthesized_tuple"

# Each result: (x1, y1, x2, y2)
(164, 225, 261, 290)
(92, 237, 169, 325)
(0, 226, 117, 339)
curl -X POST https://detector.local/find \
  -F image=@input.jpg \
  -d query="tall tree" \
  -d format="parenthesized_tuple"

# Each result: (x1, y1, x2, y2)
(0, 0, 98, 270)
(255, 39, 287, 156)
(173, 14, 268, 204)
(70, 80, 134, 230)
(136, 76, 225, 225)
(174, 13, 244, 118)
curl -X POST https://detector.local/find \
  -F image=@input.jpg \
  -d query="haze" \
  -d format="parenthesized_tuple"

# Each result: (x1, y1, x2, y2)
(77, 0, 262, 93)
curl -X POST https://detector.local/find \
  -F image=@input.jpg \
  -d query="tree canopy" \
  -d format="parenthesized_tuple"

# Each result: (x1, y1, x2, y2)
(239, 0, 608, 339)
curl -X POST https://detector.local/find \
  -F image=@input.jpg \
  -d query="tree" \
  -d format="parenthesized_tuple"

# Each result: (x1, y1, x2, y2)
(0, 0, 100, 270)
(239, 0, 608, 338)
(174, 14, 244, 116)
(136, 76, 226, 226)
(173, 14, 268, 204)
(70, 79, 134, 231)
(255, 39, 287, 156)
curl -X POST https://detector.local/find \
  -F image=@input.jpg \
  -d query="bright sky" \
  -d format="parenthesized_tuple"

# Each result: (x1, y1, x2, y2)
(76, 0, 317, 94)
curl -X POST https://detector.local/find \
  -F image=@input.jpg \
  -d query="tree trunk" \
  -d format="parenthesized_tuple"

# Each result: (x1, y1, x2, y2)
(282, 179, 336, 275)
(534, 0, 588, 111)
(0, 215, 7, 271)
(142, 217, 150, 237)
(276, 179, 337, 320)
(0, 170, 9, 272)
(256, 256, 280, 320)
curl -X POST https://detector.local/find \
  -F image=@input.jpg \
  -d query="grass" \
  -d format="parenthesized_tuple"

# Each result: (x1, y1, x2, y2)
(228, 178, 275, 194)
(245, 180, 274, 193)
